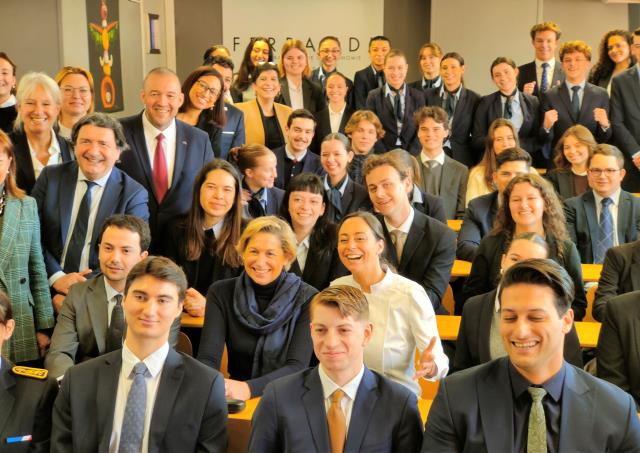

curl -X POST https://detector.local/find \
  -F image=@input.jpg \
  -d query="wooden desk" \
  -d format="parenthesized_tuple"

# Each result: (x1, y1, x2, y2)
(181, 312, 204, 328)
(451, 260, 471, 277)
(450, 261, 601, 282)
(447, 219, 462, 232)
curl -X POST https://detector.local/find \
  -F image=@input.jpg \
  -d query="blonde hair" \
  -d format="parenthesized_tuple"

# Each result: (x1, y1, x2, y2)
(311, 285, 369, 321)
(236, 216, 297, 269)
(344, 110, 385, 139)
(278, 39, 311, 78)
(54, 66, 95, 112)
(560, 41, 592, 61)
(14, 72, 61, 132)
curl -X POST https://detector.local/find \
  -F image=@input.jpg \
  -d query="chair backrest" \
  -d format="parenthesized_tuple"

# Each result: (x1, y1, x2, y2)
(176, 331, 193, 356)
(585, 284, 598, 322)
(442, 284, 455, 315)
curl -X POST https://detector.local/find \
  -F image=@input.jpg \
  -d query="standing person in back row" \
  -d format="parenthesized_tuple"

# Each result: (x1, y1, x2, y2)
(353, 36, 391, 109)
(518, 21, 564, 97)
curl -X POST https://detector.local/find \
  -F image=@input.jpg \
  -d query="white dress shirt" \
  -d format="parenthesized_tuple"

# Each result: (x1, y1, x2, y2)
(0, 94, 16, 108)
(328, 103, 346, 133)
(535, 58, 556, 88)
(142, 112, 177, 187)
(318, 363, 365, 432)
(331, 270, 449, 396)
(109, 342, 169, 453)
(286, 77, 304, 110)
(420, 149, 446, 167)
(27, 130, 61, 179)
(594, 188, 622, 246)
(104, 278, 123, 326)
(296, 235, 310, 273)
(285, 144, 307, 162)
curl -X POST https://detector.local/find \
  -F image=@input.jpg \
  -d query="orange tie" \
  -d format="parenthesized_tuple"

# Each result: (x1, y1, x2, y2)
(328, 389, 346, 453)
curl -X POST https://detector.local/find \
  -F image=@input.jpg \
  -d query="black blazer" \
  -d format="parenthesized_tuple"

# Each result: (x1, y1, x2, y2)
(564, 190, 640, 263)
(539, 82, 612, 149)
(454, 289, 583, 373)
(471, 90, 541, 156)
(276, 78, 326, 114)
(353, 65, 379, 109)
(272, 146, 325, 190)
(310, 67, 355, 108)
(597, 290, 640, 409)
(324, 177, 369, 223)
(310, 104, 355, 153)
(408, 77, 442, 97)
(456, 191, 499, 262)
(195, 112, 222, 158)
(10, 130, 73, 195)
(546, 169, 587, 200)
(242, 186, 285, 218)
(610, 66, 640, 192)
(593, 240, 640, 322)
(461, 232, 587, 320)
(411, 187, 447, 224)
(425, 86, 482, 167)
(379, 209, 457, 314)
(517, 60, 564, 97)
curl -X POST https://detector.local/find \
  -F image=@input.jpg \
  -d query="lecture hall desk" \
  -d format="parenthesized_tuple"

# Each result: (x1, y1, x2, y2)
(452, 260, 602, 283)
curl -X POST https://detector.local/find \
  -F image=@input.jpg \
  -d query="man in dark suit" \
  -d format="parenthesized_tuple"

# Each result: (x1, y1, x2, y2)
(610, 27, 640, 193)
(597, 290, 640, 409)
(207, 55, 245, 159)
(311, 36, 355, 107)
(118, 67, 214, 252)
(0, 292, 58, 452)
(273, 109, 324, 189)
(423, 259, 640, 452)
(457, 147, 532, 261)
(565, 144, 640, 264)
(414, 106, 467, 219)
(353, 36, 391, 109)
(540, 41, 611, 153)
(365, 49, 425, 154)
(31, 113, 149, 309)
(593, 240, 640, 322)
(517, 21, 564, 97)
(363, 154, 456, 313)
(51, 256, 228, 452)
(249, 285, 423, 452)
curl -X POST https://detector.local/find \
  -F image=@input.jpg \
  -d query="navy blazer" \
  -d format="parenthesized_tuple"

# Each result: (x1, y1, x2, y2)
(517, 60, 564, 97)
(423, 358, 640, 452)
(51, 349, 228, 452)
(219, 103, 245, 160)
(249, 366, 423, 453)
(411, 188, 447, 224)
(564, 190, 640, 264)
(243, 186, 285, 218)
(539, 82, 612, 149)
(471, 90, 541, 156)
(31, 161, 149, 277)
(456, 191, 499, 262)
(310, 104, 355, 154)
(353, 65, 380, 109)
(272, 146, 325, 190)
(425, 86, 482, 167)
(380, 209, 456, 314)
(276, 78, 326, 114)
(365, 85, 425, 154)
(11, 130, 73, 195)
(118, 113, 214, 251)
(453, 289, 583, 373)
(324, 178, 369, 223)
(610, 66, 640, 192)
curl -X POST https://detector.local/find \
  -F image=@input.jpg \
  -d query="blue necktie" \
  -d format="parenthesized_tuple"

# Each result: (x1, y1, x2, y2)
(595, 197, 614, 264)
(540, 62, 550, 92)
(571, 85, 581, 120)
(119, 362, 148, 453)
(64, 180, 97, 273)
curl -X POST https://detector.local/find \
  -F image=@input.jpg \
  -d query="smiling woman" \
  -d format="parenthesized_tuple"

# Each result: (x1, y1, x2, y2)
(276, 39, 325, 114)
(54, 66, 94, 140)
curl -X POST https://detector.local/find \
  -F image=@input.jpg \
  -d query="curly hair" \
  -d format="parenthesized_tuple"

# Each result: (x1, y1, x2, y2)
(588, 30, 634, 86)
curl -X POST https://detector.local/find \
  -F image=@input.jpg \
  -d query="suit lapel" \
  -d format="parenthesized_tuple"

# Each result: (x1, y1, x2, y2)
(280, 79, 292, 106)
(578, 85, 593, 122)
(0, 362, 16, 437)
(149, 349, 185, 450)
(302, 369, 331, 452)
(490, 92, 503, 119)
(478, 290, 496, 362)
(131, 114, 156, 195)
(518, 92, 532, 125)
(341, 180, 355, 212)
(91, 170, 121, 256)
(440, 157, 456, 204)
(0, 199, 20, 283)
(344, 368, 378, 451)
(631, 246, 640, 290)
(302, 80, 312, 110)
(339, 107, 352, 132)
(452, 88, 468, 134)
(168, 122, 188, 201)
(59, 163, 79, 246)
(96, 353, 121, 449)
(558, 365, 593, 452)
(86, 276, 110, 353)
(478, 359, 514, 452)
(558, 84, 575, 122)
(401, 210, 426, 270)
(628, 70, 640, 107)
(617, 192, 632, 242)
(583, 192, 599, 260)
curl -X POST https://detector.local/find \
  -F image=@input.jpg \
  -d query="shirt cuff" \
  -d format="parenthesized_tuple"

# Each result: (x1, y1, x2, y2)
(49, 271, 65, 287)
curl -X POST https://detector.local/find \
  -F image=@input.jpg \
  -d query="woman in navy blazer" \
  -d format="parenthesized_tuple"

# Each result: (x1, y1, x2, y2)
(546, 125, 595, 199)
(276, 39, 325, 114)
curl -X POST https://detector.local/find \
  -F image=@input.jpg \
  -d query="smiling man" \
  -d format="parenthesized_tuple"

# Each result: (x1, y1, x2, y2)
(423, 258, 640, 452)
(32, 113, 149, 308)
(518, 22, 565, 97)
(249, 285, 422, 453)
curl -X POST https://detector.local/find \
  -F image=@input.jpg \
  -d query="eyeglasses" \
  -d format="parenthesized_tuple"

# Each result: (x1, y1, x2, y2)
(588, 168, 620, 176)
(61, 86, 91, 96)
(319, 48, 341, 55)
(195, 80, 220, 98)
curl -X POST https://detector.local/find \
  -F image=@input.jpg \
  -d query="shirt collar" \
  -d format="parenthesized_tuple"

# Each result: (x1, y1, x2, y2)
(565, 80, 586, 91)
(411, 184, 424, 204)
(104, 277, 122, 303)
(384, 83, 406, 97)
(329, 103, 346, 115)
(509, 360, 565, 403)
(494, 285, 501, 312)
(318, 363, 365, 402)
(28, 129, 61, 158)
(142, 110, 176, 137)
(422, 76, 441, 89)
(535, 58, 556, 69)
(324, 174, 349, 193)
(440, 84, 462, 98)
(593, 188, 622, 207)
(206, 220, 224, 239)
(420, 149, 446, 166)
(384, 207, 414, 234)
(0, 94, 16, 108)
(121, 341, 170, 379)
(76, 166, 111, 187)
(298, 235, 310, 249)
(285, 145, 307, 162)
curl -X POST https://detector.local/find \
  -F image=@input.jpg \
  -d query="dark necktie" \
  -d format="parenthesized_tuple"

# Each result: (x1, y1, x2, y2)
(328, 178, 345, 221)
(64, 180, 97, 273)
(153, 133, 168, 203)
(501, 90, 517, 119)
(443, 91, 456, 119)
(376, 71, 385, 88)
(106, 294, 124, 352)
(571, 85, 581, 120)
(248, 189, 266, 218)
(390, 87, 403, 121)
(119, 362, 148, 453)
(595, 197, 614, 263)
(540, 62, 550, 93)
(423, 77, 437, 89)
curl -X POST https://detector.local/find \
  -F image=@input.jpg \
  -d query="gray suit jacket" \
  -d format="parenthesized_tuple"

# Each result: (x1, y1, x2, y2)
(418, 154, 468, 220)
(45, 275, 181, 378)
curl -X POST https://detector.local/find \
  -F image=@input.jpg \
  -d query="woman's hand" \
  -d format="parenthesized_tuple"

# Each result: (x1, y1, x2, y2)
(224, 378, 252, 401)
(413, 336, 438, 380)
(183, 288, 206, 317)
(36, 332, 51, 357)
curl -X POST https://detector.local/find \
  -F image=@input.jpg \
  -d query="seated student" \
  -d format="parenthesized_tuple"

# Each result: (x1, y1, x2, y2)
(564, 144, 640, 264)
(276, 39, 325, 114)
(592, 239, 640, 322)
(415, 106, 468, 220)
(365, 49, 425, 153)
(409, 42, 443, 95)
(425, 52, 481, 167)
(457, 147, 532, 261)
(51, 257, 228, 452)
(424, 259, 640, 452)
(461, 174, 587, 320)
(280, 173, 348, 291)
(363, 154, 456, 313)
(45, 215, 179, 379)
(163, 160, 244, 317)
(546, 124, 596, 199)
(540, 40, 612, 154)
(197, 216, 317, 400)
(235, 62, 292, 150)
(229, 144, 284, 218)
(249, 286, 423, 452)
(597, 290, 640, 409)
(472, 57, 541, 160)
(344, 110, 385, 185)
(588, 30, 634, 92)
(311, 36, 355, 107)
(387, 148, 447, 224)
(518, 21, 564, 97)
(454, 233, 583, 372)
(230, 37, 273, 103)
(311, 72, 355, 153)
(0, 292, 58, 452)
(0, 52, 17, 133)
(333, 212, 448, 396)
(273, 109, 324, 189)
(320, 133, 368, 222)
(353, 36, 391, 109)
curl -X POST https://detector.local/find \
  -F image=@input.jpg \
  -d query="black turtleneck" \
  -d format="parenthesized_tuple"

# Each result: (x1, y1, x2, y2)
(252, 270, 286, 313)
